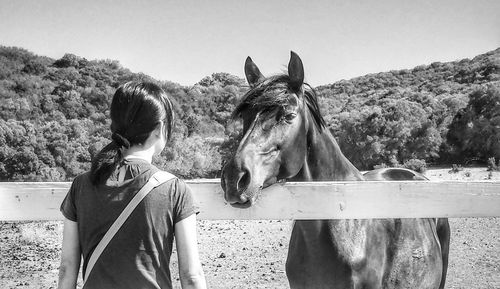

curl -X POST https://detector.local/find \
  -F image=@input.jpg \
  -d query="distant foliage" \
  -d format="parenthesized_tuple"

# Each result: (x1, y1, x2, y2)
(447, 86, 500, 161)
(373, 163, 388, 170)
(0, 46, 499, 180)
(373, 159, 427, 173)
(402, 159, 427, 173)
(318, 48, 500, 169)
(328, 92, 446, 169)
(0, 46, 246, 180)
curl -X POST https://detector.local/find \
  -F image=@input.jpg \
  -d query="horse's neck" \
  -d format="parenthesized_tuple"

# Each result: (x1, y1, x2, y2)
(293, 125, 369, 263)
(293, 126, 363, 182)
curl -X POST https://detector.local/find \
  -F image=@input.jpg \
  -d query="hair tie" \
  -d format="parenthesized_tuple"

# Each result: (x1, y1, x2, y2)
(111, 132, 131, 149)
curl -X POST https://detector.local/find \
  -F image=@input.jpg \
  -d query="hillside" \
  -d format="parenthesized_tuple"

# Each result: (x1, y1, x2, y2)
(0, 46, 499, 180)
(315, 48, 500, 168)
(0, 47, 247, 180)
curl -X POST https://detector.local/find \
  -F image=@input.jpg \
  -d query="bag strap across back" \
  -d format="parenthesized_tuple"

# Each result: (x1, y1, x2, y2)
(83, 170, 176, 285)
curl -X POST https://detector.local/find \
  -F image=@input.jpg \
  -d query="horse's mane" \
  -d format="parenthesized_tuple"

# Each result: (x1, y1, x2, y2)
(233, 74, 326, 131)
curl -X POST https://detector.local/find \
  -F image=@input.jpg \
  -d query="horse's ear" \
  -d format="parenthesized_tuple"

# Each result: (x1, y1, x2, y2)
(244, 56, 264, 87)
(288, 51, 304, 91)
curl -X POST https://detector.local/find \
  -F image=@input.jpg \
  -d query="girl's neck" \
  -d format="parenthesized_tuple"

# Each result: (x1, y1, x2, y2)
(122, 146, 155, 164)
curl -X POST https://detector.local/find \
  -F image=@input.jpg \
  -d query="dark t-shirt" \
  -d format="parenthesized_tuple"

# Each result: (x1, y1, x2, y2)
(60, 159, 195, 289)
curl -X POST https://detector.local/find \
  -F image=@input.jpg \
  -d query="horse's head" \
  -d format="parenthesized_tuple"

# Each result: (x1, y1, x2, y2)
(222, 52, 325, 207)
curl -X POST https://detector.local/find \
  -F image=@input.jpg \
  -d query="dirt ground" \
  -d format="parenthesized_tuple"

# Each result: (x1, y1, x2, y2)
(0, 168, 499, 288)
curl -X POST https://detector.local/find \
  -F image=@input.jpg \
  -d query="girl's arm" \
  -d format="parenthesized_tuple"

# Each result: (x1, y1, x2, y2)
(58, 218, 81, 289)
(175, 214, 207, 289)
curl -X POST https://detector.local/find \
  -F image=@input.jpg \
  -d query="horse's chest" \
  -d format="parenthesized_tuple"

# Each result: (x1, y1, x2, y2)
(286, 220, 371, 288)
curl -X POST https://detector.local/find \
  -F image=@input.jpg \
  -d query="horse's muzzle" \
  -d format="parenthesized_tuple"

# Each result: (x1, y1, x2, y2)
(221, 162, 256, 206)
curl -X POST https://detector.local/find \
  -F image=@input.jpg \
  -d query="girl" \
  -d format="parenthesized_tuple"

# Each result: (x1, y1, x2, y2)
(58, 81, 206, 289)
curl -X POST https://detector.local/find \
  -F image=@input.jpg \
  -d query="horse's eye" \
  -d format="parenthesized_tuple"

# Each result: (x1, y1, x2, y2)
(282, 112, 296, 123)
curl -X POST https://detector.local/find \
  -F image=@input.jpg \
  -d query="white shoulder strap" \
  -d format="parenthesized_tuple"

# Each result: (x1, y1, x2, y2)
(83, 171, 176, 285)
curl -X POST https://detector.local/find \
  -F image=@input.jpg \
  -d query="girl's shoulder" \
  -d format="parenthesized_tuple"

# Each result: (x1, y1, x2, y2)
(70, 171, 93, 190)
(153, 171, 192, 197)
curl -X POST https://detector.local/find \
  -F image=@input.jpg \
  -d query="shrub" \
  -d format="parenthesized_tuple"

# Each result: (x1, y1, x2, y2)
(487, 157, 499, 171)
(402, 159, 427, 173)
(373, 163, 388, 170)
(449, 164, 463, 174)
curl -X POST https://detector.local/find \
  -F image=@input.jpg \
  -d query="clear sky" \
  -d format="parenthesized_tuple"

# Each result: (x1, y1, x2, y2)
(1, 0, 499, 86)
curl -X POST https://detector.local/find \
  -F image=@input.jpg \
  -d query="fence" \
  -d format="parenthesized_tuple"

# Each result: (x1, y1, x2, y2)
(1, 180, 500, 221)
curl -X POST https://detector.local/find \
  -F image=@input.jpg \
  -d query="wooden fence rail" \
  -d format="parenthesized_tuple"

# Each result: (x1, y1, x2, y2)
(1, 180, 500, 221)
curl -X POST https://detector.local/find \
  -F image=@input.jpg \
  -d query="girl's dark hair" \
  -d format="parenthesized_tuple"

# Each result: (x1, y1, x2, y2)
(90, 81, 174, 185)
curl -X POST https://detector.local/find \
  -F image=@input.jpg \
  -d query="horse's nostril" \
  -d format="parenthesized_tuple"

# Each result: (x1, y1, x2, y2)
(237, 169, 251, 192)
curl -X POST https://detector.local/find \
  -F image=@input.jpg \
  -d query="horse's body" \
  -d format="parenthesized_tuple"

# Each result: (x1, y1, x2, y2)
(221, 52, 449, 289)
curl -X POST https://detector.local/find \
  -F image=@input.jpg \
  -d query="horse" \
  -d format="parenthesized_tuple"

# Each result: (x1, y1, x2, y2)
(221, 52, 450, 289)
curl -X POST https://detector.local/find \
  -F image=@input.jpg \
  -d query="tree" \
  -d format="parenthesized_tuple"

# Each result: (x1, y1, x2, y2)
(53, 53, 82, 68)
(197, 72, 245, 87)
(447, 86, 500, 160)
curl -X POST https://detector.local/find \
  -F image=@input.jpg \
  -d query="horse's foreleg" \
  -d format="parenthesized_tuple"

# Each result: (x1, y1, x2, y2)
(436, 218, 450, 289)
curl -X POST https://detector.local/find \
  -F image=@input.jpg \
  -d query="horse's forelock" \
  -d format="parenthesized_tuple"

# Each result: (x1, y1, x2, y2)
(232, 75, 290, 119)
(233, 75, 326, 132)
